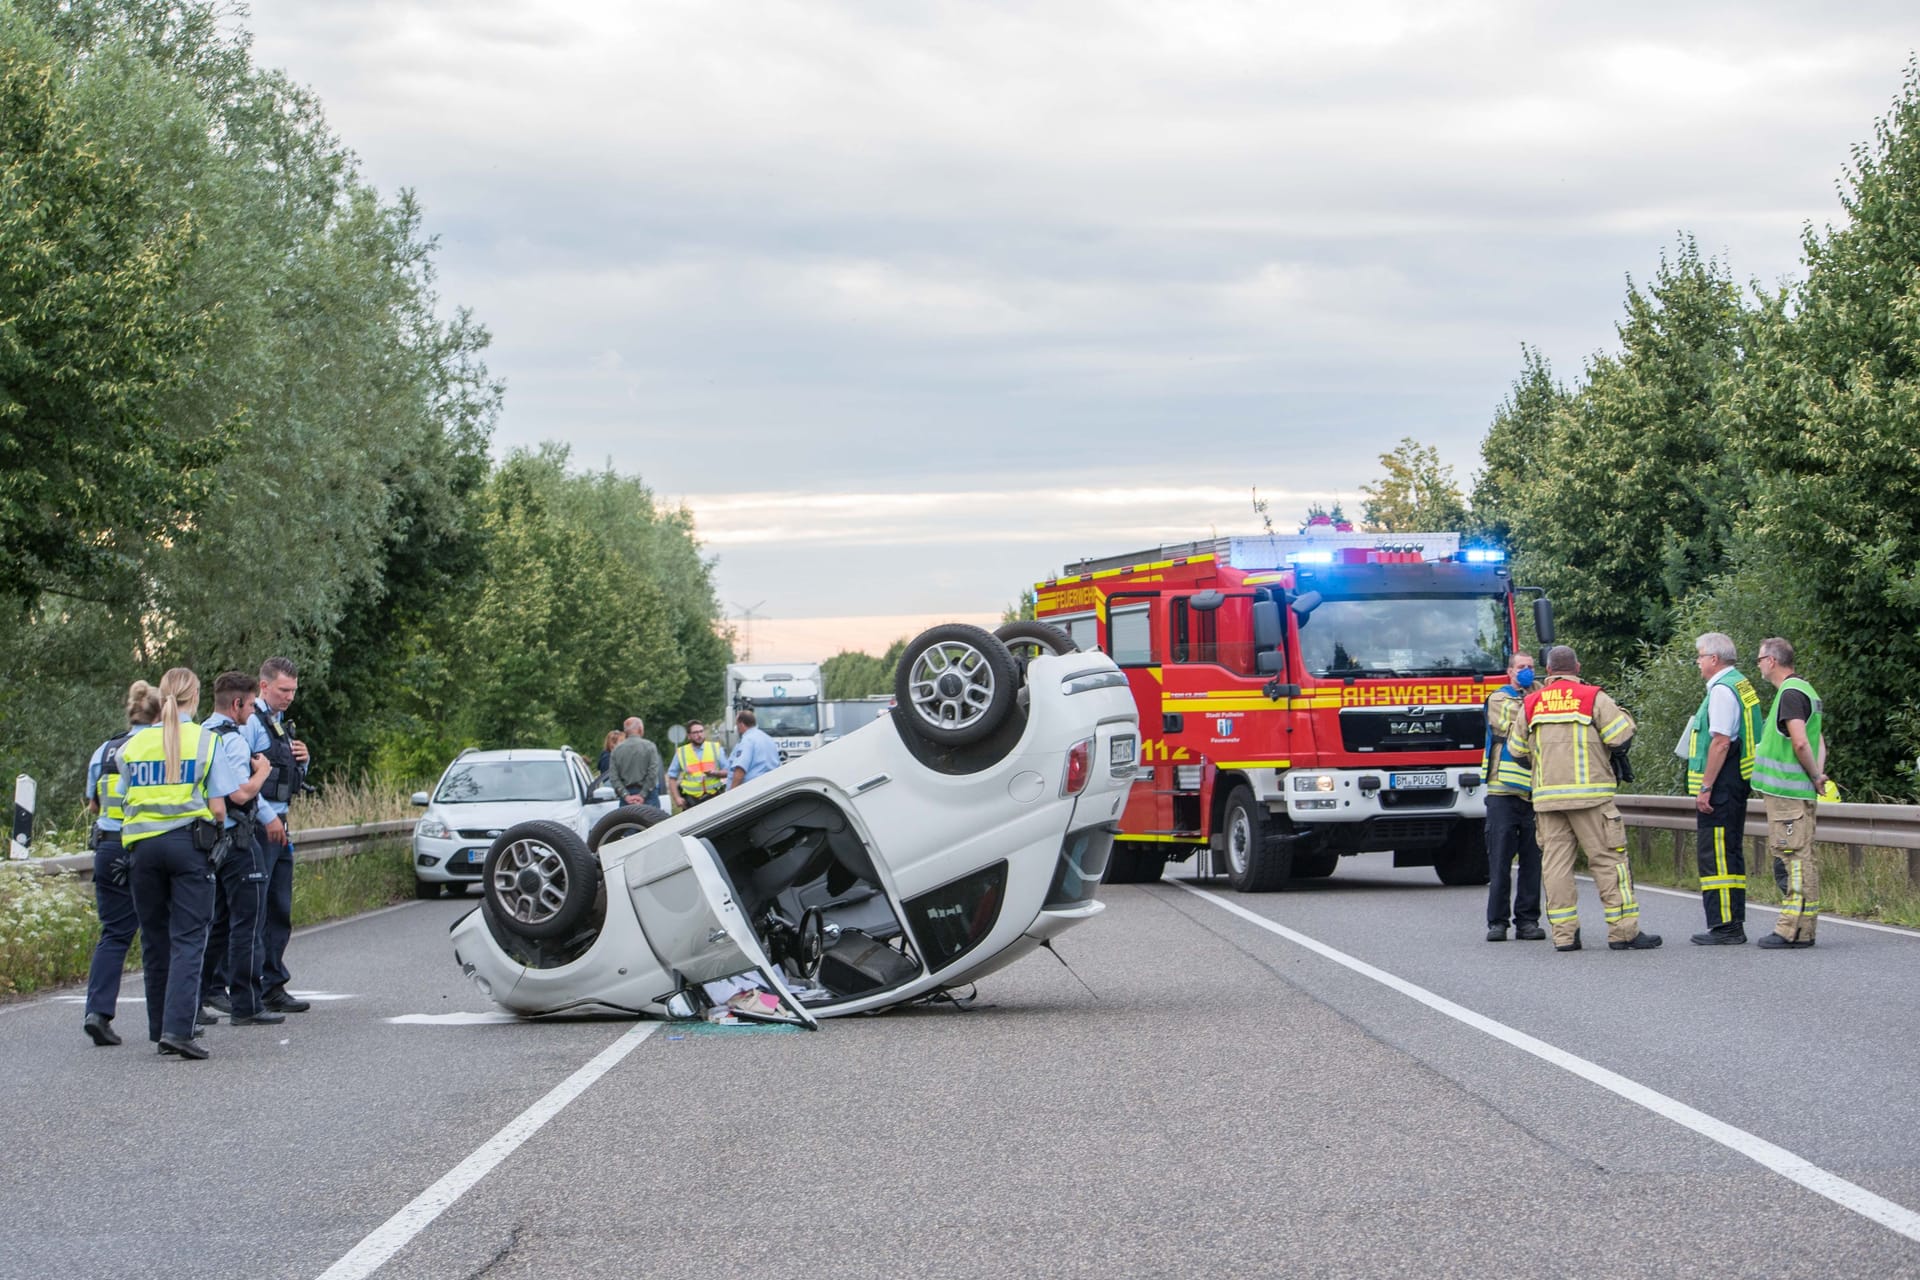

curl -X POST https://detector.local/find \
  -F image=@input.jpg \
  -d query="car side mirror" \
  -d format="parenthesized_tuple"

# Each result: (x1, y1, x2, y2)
(1291, 590, 1323, 623)
(410, 791, 430, 807)
(1532, 597, 1556, 646)
(591, 785, 616, 802)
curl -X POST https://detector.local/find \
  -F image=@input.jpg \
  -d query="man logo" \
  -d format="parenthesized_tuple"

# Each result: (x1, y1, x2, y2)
(1215, 717, 1235, 737)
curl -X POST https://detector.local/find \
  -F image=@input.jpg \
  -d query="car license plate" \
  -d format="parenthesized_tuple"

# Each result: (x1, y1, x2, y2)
(462, 848, 486, 866)
(1111, 737, 1137, 769)
(1389, 771, 1447, 789)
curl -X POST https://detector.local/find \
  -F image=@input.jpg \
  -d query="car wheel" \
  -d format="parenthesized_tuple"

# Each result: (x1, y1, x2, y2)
(483, 819, 600, 940)
(413, 877, 440, 900)
(588, 803, 670, 853)
(1292, 851, 1340, 879)
(1102, 840, 1166, 884)
(894, 623, 1019, 747)
(993, 620, 1079, 662)
(1434, 819, 1491, 886)
(1222, 785, 1293, 892)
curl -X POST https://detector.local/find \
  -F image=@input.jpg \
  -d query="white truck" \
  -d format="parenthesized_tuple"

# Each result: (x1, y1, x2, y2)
(723, 662, 827, 763)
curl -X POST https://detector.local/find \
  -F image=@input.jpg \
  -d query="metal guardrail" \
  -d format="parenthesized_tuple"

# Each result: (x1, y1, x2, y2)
(19, 819, 414, 883)
(1615, 794, 1920, 885)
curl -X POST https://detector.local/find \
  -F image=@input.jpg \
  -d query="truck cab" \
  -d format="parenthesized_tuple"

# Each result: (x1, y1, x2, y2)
(724, 662, 827, 763)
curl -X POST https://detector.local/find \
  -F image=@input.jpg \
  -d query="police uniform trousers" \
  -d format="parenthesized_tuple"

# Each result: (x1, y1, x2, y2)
(259, 825, 295, 995)
(1695, 772, 1750, 936)
(85, 832, 140, 1020)
(128, 828, 216, 1042)
(1484, 793, 1542, 930)
(1764, 795, 1821, 942)
(1536, 803, 1641, 947)
(201, 823, 268, 1016)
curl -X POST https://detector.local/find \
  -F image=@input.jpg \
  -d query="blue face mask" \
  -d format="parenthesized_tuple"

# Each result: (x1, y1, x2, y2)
(1514, 667, 1535, 689)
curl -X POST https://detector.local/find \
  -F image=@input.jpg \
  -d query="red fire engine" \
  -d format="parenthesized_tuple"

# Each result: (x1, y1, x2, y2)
(1032, 531, 1553, 891)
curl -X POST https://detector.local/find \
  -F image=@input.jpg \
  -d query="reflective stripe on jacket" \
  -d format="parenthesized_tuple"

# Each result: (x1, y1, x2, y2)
(673, 742, 726, 797)
(1753, 676, 1824, 800)
(1685, 666, 1763, 791)
(1483, 686, 1533, 798)
(119, 722, 217, 846)
(1514, 676, 1635, 811)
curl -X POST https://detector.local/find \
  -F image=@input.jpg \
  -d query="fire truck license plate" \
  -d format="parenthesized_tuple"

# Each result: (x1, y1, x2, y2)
(1389, 771, 1446, 790)
(1111, 737, 1137, 768)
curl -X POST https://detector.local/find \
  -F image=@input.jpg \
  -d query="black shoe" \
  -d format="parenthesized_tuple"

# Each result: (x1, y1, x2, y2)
(83, 1013, 121, 1046)
(1515, 924, 1547, 941)
(263, 988, 311, 1013)
(1610, 933, 1664, 950)
(1555, 936, 1582, 952)
(204, 992, 233, 1015)
(157, 1035, 210, 1060)
(1757, 933, 1816, 949)
(1690, 930, 1747, 945)
(1486, 926, 1508, 942)
(230, 1010, 287, 1026)
(198, 1006, 221, 1026)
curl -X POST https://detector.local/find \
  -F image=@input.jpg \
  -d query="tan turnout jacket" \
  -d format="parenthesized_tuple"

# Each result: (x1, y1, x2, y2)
(1508, 674, 1635, 812)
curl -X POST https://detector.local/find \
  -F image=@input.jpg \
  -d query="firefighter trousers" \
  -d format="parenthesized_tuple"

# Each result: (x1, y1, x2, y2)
(1537, 804, 1640, 947)
(1764, 795, 1821, 942)
(1696, 772, 1750, 935)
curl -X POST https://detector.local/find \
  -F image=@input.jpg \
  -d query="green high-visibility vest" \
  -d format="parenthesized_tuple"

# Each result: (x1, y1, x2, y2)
(1752, 676, 1824, 801)
(119, 722, 217, 846)
(1686, 666, 1764, 791)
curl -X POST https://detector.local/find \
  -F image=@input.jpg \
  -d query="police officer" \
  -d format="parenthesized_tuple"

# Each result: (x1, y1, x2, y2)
(199, 671, 278, 1024)
(1508, 645, 1661, 952)
(247, 656, 311, 1013)
(667, 720, 726, 811)
(79, 680, 163, 1046)
(1751, 637, 1831, 949)
(1482, 652, 1545, 942)
(1685, 632, 1765, 945)
(123, 668, 246, 1059)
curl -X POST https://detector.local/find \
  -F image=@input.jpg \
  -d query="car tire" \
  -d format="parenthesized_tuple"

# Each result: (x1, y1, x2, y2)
(894, 623, 1019, 748)
(1434, 819, 1491, 886)
(1102, 841, 1166, 884)
(993, 620, 1079, 662)
(588, 803, 670, 853)
(1222, 785, 1293, 892)
(1292, 851, 1340, 879)
(483, 819, 600, 940)
(413, 877, 440, 900)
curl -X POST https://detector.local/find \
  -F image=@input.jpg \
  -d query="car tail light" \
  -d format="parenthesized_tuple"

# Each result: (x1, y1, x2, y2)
(1062, 737, 1093, 796)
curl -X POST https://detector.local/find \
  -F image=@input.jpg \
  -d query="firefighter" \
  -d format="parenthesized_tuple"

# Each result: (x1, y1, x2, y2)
(1508, 645, 1661, 952)
(1482, 651, 1544, 942)
(1684, 632, 1765, 944)
(667, 720, 726, 811)
(1750, 637, 1830, 948)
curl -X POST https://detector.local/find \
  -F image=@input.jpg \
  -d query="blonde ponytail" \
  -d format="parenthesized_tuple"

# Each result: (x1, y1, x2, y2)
(124, 680, 161, 727)
(156, 667, 200, 784)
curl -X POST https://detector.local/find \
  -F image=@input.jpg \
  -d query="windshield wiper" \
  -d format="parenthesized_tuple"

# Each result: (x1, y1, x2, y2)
(1322, 666, 1400, 678)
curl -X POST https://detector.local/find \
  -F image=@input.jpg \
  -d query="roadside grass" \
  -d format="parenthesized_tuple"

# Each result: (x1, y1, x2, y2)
(1626, 832, 1920, 930)
(0, 842, 416, 999)
(296, 772, 421, 828)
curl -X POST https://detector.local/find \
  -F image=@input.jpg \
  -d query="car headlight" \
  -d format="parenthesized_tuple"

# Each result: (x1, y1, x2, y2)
(1290, 774, 1336, 793)
(416, 815, 456, 841)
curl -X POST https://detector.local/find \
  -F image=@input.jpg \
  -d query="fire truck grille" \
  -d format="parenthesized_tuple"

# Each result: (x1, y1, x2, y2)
(1339, 707, 1483, 753)
(1363, 817, 1453, 848)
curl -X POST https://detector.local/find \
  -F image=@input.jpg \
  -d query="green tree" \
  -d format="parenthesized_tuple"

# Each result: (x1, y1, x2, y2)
(1296, 501, 1353, 533)
(1358, 437, 1469, 533)
(1470, 346, 1565, 546)
(823, 638, 908, 699)
(1002, 590, 1036, 623)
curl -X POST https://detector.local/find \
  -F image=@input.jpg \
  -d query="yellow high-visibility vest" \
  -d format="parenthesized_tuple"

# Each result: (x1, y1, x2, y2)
(119, 722, 217, 846)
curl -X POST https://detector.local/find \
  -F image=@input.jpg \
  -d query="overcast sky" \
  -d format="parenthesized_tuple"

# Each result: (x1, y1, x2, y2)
(243, 1, 1917, 659)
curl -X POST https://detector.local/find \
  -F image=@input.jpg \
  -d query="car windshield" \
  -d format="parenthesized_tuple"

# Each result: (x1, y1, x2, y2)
(1296, 594, 1508, 678)
(434, 760, 575, 804)
(754, 702, 820, 736)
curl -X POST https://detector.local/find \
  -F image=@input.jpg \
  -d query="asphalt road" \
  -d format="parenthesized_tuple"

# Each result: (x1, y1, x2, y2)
(4, 856, 1919, 1279)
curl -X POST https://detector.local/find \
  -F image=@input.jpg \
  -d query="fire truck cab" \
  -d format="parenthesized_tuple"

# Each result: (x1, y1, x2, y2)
(1033, 532, 1549, 892)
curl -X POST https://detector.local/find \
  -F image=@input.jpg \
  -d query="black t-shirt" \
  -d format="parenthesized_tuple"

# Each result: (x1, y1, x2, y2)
(1775, 688, 1812, 732)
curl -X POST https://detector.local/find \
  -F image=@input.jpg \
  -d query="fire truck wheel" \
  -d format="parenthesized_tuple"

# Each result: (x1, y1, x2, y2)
(1103, 840, 1165, 884)
(895, 623, 1019, 748)
(993, 620, 1079, 663)
(1292, 850, 1340, 879)
(1222, 785, 1293, 892)
(588, 803, 670, 853)
(1433, 820, 1491, 886)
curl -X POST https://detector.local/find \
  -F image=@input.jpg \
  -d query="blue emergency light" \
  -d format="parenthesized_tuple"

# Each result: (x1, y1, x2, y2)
(1461, 548, 1506, 564)
(1290, 550, 1335, 564)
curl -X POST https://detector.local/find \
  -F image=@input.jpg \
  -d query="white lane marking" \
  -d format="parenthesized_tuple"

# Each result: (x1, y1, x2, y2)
(1174, 880, 1920, 1245)
(386, 1011, 520, 1026)
(315, 1020, 660, 1280)
(1599, 877, 1920, 938)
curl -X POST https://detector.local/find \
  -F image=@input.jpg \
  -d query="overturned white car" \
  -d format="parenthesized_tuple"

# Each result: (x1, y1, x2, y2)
(449, 623, 1139, 1026)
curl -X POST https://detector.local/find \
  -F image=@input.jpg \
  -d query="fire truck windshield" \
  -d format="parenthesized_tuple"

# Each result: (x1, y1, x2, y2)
(753, 702, 821, 737)
(1296, 594, 1508, 679)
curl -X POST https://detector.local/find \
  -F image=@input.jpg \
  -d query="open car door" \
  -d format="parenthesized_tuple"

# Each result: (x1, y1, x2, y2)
(623, 833, 819, 1029)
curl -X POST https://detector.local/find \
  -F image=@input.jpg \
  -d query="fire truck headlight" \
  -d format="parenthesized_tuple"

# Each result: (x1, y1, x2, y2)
(1290, 773, 1336, 793)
